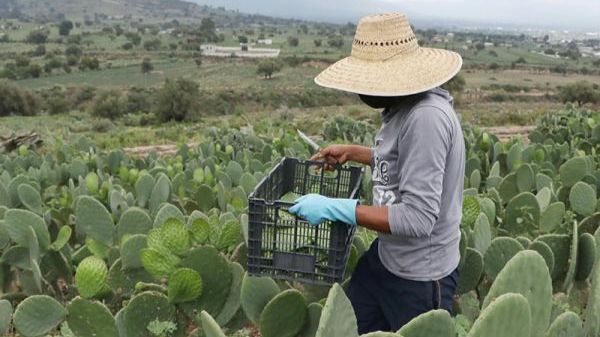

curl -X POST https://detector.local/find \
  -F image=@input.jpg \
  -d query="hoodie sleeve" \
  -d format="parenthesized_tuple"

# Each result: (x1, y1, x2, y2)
(387, 105, 452, 238)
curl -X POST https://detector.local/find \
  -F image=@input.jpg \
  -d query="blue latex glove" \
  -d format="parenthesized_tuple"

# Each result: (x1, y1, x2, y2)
(288, 194, 358, 226)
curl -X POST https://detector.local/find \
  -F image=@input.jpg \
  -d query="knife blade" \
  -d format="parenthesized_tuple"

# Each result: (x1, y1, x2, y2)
(297, 129, 321, 152)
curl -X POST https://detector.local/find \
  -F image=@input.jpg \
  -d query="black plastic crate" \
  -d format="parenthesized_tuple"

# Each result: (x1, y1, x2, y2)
(247, 157, 363, 285)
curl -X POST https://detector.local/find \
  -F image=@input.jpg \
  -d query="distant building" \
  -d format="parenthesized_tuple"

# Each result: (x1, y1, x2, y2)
(484, 42, 494, 48)
(257, 39, 273, 45)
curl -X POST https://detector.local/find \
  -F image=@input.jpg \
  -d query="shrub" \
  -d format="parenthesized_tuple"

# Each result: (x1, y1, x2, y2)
(327, 35, 344, 48)
(59, 20, 74, 36)
(65, 45, 82, 58)
(26, 30, 49, 44)
(155, 78, 199, 122)
(79, 56, 100, 70)
(257, 59, 283, 79)
(28, 64, 42, 78)
(0, 81, 39, 116)
(314, 39, 322, 47)
(32, 45, 46, 57)
(90, 90, 126, 119)
(91, 118, 116, 132)
(143, 39, 162, 51)
(287, 36, 299, 47)
(558, 81, 599, 106)
(46, 95, 70, 115)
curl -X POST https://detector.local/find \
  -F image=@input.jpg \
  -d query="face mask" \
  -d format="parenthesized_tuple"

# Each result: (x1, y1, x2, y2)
(358, 94, 400, 109)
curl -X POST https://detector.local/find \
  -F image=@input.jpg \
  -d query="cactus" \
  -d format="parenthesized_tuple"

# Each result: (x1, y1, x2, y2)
(4, 209, 50, 251)
(157, 218, 190, 256)
(472, 213, 491, 255)
(66, 297, 118, 337)
(153, 203, 185, 228)
(120, 234, 147, 270)
(180, 246, 232, 318)
(478, 197, 496, 225)
(505, 192, 540, 234)
(397, 309, 454, 337)
(467, 293, 530, 337)
(536, 187, 552, 211)
(168, 268, 203, 304)
(575, 233, 597, 281)
(516, 163, 534, 192)
(540, 202, 565, 233)
(584, 260, 600, 337)
(546, 311, 584, 337)
(483, 237, 523, 279)
(49, 226, 72, 251)
(117, 207, 152, 241)
(0, 183, 8, 207)
(461, 196, 480, 228)
(299, 302, 322, 337)
(240, 273, 281, 325)
(135, 173, 155, 208)
(121, 291, 176, 337)
(75, 256, 108, 299)
(569, 182, 596, 217)
(259, 289, 308, 337)
(149, 174, 171, 215)
(107, 259, 154, 297)
(240, 172, 258, 195)
(140, 247, 180, 280)
(482, 250, 552, 337)
(17, 183, 42, 214)
(226, 161, 244, 186)
(528, 240, 555, 275)
(559, 156, 589, 187)
(536, 234, 571, 280)
(216, 220, 241, 252)
(75, 195, 114, 246)
(7, 175, 29, 207)
(498, 172, 518, 203)
(196, 184, 216, 212)
(215, 262, 244, 325)
(563, 221, 578, 292)
(457, 248, 484, 294)
(316, 283, 358, 337)
(200, 310, 227, 337)
(0, 299, 12, 335)
(13, 295, 67, 337)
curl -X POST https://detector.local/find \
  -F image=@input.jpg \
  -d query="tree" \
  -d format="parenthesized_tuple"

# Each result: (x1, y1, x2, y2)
(143, 39, 162, 51)
(90, 90, 125, 119)
(125, 32, 142, 46)
(256, 59, 282, 79)
(26, 30, 49, 44)
(327, 35, 344, 48)
(314, 39, 322, 47)
(79, 56, 100, 70)
(558, 81, 599, 106)
(28, 64, 42, 78)
(65, 44, 82, 58)
(287, 36, 299, 47)
(238, 35, 248, 44)
(155, 78, 199, 122)
(141, 58, 153, 86)
(59, 20, 74, 36)
(33, 45, 46, 56)
(0, 81, 39, 116)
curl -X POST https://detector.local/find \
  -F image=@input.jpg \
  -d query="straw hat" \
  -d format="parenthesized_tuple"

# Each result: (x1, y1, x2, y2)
(315, 13, 462, 96)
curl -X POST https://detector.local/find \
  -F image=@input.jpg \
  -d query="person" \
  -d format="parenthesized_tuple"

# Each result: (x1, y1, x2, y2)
(288, 13, 465, 334)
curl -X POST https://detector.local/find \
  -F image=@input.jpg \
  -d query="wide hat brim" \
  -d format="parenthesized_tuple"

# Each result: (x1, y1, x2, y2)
(315, 47, 462, 97)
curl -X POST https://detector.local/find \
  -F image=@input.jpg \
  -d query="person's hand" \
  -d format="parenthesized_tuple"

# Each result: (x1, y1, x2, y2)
(288, 194, 358, 226)
(310, 145, 355, 170)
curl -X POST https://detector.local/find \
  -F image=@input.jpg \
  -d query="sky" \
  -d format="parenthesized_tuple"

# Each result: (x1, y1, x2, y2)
(192, 0, 600, 31)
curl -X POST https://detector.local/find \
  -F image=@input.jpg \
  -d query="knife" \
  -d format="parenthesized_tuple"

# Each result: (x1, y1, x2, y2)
(297, 129, 321, 152)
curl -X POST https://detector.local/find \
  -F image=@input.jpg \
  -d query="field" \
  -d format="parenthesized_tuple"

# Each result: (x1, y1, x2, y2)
(2, 1, 600, 337)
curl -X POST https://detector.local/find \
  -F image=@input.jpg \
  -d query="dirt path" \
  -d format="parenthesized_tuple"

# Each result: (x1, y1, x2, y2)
(123, 126, 536, 156)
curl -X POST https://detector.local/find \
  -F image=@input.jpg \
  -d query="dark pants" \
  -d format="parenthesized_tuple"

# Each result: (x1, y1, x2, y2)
(346, 239, 459, 334)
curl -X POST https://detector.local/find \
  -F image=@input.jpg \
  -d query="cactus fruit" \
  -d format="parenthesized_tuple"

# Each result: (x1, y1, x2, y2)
(153, 203, 185, 228)
(483, 237, 523, 279)
(259, 289, 308, 337)
(122, 291, 176, 337)
(200, 310, 227, 337)
(180, 246, 232, 318)
(17, 183, 42, 214)
(457, 248, 484, 294)
(584, 260, 600, 337)
(0, 299, 12, 335)
(397, 309, 454, 337)
(168, 268, 203, 304)
(120, 234, 147, 270)
(117, 207, 152, 241)
(216, 262, 244, 326)
(569, 182, 596, 217)
(75, 256, 109, 299)
(299, 302, 322, 337)
(546, 311, 584, 337)
(540, 202, 566, 233)
(505, 192, 540, 234)
(482, 250, 552, 337)
(536, 234, 571, 280)
(472, 213, 492, 255)
(461, 196, 480, 228)
(563, 222, 578, 292)
(528, 240, 555, 275)
(4, 208, 50, 251)
(66, 297, 118, 337)
(576, 233, 596, 281)
(468, 293, 530, 337)
(316, 283, 359, 337)
(75, 196, 114, 246)
(240, 273, 281, 325)
(13, 295, 67, 337)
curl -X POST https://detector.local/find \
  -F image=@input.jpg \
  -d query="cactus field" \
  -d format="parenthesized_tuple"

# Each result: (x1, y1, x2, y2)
(1, 106, 600, 337)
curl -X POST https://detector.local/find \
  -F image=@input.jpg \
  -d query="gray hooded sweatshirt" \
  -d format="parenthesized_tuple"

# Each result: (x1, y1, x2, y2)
(372, 87, 464, 281)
